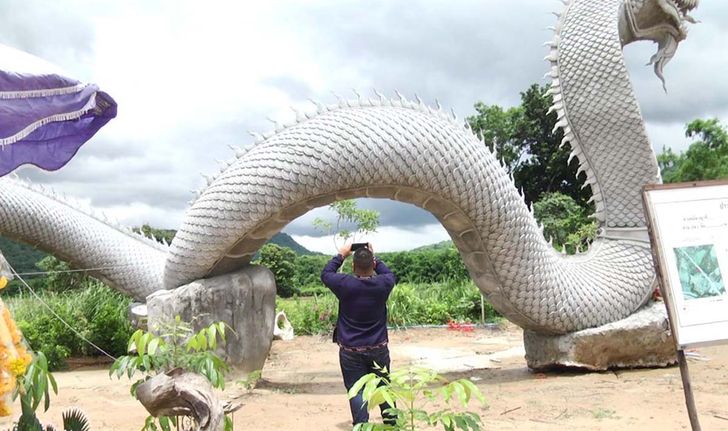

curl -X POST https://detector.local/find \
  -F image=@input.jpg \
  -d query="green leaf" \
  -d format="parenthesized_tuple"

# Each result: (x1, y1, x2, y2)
(453, 415, 468, 430)
(348, 374, 376, 400)
(381, 390, 396, 410)
(142, 355, 152, 371)
(158, 416, 171, 431)
(459, 380, 485, 404)
(129, 329, 143, 352)
(148, 337, 160, 356)
(217, 322, 226, 341)
(48, 371, 58, 395)
(452, 381, 469, 406)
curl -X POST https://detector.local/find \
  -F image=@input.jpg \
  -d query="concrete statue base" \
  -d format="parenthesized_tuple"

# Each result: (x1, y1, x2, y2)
(146, 265, 276, 374)
(524, 301, 677, 371)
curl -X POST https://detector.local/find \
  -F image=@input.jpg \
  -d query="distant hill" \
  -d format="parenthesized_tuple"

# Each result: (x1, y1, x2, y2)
(412, 240, 454, 251)
(270, 232, 320, 255)
(0, 236, 46, 275)
(0, 230, 317, 275)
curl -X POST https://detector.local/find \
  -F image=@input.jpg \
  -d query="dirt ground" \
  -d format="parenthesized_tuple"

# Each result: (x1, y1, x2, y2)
(3, 323, 728, 430)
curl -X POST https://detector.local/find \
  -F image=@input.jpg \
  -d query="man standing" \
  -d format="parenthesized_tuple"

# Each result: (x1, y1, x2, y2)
(321, 242, 397, 426)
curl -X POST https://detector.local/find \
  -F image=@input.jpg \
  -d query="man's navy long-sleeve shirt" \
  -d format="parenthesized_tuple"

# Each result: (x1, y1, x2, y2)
(321, 254, 396, 348)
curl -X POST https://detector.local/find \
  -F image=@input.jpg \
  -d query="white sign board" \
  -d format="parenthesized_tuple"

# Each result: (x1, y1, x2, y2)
(644, 181, 728, 349)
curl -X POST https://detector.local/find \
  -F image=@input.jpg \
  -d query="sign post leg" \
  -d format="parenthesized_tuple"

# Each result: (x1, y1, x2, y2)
(677, 349, 701, 431)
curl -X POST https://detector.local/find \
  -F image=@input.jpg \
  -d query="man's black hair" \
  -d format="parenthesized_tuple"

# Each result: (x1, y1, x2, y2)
(353, 247, 374, 272)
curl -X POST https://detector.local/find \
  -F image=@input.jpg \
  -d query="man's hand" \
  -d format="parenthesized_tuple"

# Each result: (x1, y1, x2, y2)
(339, 241, 353, 258)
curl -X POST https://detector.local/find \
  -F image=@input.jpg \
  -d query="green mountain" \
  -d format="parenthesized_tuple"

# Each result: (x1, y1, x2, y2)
(0, 236, 46, 275)
(270, 232, 320, 255)
(412, 240, 454, 252)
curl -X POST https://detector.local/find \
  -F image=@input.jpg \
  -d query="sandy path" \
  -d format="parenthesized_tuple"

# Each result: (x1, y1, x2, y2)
(2, 323, 727, 430)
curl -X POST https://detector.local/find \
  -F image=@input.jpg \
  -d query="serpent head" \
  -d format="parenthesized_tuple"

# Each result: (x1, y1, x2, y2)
(619, 0, 699, 88)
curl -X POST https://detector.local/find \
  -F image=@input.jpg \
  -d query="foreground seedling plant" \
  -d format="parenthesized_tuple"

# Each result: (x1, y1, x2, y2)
(349, 366, 486, 431)
(110, 316, 234, 431)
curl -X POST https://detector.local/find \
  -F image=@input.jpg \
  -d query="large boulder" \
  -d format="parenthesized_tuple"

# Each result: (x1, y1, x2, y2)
(524, 301, 677, 371)
(146, 265, 276, 374)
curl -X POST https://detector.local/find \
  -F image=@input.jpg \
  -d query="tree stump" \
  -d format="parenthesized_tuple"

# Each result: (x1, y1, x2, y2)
(136, 368, 224, 431)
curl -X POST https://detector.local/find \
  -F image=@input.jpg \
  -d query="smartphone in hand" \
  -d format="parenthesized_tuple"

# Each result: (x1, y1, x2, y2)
(351, 242, 369, 252)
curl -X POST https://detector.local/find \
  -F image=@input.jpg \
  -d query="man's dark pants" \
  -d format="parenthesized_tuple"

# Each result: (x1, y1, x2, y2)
(339, 346, 397, 426)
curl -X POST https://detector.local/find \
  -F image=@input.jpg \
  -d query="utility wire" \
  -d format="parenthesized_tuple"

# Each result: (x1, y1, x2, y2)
(6, 262, 118, 361)
(14, 264, 135, 277)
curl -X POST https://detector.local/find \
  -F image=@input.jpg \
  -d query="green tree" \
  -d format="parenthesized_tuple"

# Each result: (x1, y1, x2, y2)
(254, 244, 298, 297)
(313, 200, 380, 249)
(35, 256, 89, 293)
(658, 118, 728, 183)
(467, 103, 522, 173)
(135, 224, 176, 244)
(533, 192, 597, 254)
(467, 84, 591, 207)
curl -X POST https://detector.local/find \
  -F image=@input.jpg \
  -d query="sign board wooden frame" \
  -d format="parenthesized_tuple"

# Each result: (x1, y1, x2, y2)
(643, 180, 728, 350)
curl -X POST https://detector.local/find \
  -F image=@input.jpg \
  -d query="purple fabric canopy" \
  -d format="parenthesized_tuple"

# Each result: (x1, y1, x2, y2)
(0, 45, 117, 176)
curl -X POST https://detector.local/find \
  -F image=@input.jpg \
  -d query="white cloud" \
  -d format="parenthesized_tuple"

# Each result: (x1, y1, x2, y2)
(2, 1, 727, 247)
(292, 224, 451, 254)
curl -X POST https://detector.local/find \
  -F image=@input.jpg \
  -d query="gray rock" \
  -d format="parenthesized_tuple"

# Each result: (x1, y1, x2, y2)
(524, 301, 677, 371)
(146, 265, 276, 374)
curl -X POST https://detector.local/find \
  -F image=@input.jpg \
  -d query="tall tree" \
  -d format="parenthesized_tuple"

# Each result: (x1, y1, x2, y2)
(254, 243, 298, 297)
(658, 118, 728, 183)
(467, 84, 591, 207)
(313, 200, 380, 251)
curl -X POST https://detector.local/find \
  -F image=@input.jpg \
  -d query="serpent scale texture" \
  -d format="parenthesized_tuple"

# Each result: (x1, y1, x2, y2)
(165, 100, 655, 334)
(0, 0, 694, 333)
(548, 0, 661, 227)
(0, 179, 166, 300)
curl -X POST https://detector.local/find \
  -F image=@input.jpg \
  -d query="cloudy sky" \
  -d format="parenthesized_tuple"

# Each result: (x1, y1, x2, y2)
(2, 0, 727, 254)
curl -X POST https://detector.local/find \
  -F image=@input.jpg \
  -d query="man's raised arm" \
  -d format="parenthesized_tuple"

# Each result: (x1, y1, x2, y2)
(320, 243, 352, 295)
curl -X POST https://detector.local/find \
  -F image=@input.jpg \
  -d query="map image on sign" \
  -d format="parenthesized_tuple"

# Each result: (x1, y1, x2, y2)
(673, 244, 726, 301)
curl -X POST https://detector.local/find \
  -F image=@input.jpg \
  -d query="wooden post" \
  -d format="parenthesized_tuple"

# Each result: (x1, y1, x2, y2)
(643, 184, 706, 431)
(677, 349, 702, 431)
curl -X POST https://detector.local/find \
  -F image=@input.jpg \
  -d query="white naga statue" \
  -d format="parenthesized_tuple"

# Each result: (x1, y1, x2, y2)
(0, 0, 700, 336)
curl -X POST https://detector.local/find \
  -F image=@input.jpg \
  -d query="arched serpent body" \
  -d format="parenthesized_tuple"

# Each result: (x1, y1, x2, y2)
(0, 0, 699, 334)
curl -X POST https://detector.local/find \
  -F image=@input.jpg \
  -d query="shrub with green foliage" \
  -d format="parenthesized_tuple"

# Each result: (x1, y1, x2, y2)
(7, 282, 133, 370)
(658, 118, 728, 183)
(277, 295, 338, 335)
(533, 192, 597, 254)
(293, 254, 330, 288)
(277, 281, 496, 335)
(379, 248, 469, 284)
(291, 248, 471, 297)
(254, 243, 299, 297)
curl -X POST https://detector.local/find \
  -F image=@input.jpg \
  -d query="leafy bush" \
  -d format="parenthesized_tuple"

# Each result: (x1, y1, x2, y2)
(7, 282, 133, 370)
(533, 192, 596, 253)
(388, 282, 487, 327)
(293, 254, 330, 289)
(277, 281, 497, 335)
(291, 247, 471, 297)
(254, 243, 299, 297)
(277, 295, 338, 335)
